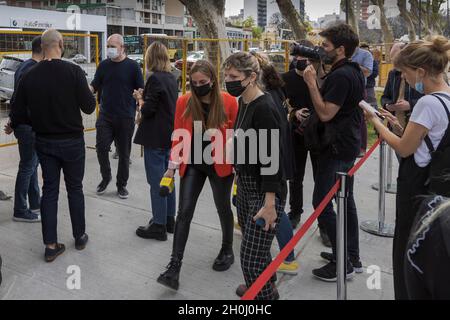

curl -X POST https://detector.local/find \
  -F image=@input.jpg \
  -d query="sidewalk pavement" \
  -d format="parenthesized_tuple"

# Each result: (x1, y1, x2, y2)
(0, 131, 395, 300)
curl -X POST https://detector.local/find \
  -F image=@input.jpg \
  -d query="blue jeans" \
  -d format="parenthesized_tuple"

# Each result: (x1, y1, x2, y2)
(13, 125, 40, 215)
(313, 156, 359, 259)
(35, 137, 86, 245)
(276, 211, 295, 262)
(144, 147, 176, 225)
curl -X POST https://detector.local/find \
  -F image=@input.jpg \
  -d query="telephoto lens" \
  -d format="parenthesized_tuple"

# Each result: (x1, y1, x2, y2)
(290, 44, 326, 62)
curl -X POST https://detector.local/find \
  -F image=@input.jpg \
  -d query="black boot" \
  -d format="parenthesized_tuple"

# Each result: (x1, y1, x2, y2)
(166, 216, 175, 234)
(136, 221, 167, 241)
(212, 246, 234, 272)
(157, 259, 182, 290)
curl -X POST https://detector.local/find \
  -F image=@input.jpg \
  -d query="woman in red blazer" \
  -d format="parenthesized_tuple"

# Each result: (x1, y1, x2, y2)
(157, 60, 238, 291)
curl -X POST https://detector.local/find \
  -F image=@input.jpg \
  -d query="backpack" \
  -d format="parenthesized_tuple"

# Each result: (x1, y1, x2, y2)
(424, 93, 450, 197)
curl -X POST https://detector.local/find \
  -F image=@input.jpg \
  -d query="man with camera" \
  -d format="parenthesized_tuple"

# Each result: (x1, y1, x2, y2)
(282, 40, 322, 236)
(303, 23, 365, 281)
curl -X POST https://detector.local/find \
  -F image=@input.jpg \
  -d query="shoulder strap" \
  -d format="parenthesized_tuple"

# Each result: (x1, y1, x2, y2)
(424, 94, 450, 154)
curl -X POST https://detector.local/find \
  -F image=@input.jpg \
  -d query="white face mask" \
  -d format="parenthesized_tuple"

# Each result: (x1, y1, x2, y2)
(107, 47, 120, 59)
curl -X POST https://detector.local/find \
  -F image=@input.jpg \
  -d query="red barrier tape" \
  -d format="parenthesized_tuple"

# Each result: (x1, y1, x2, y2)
(242, 138, 382, 300)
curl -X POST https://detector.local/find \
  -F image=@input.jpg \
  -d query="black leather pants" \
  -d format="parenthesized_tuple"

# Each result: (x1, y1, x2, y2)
(171, 165, 234, 261)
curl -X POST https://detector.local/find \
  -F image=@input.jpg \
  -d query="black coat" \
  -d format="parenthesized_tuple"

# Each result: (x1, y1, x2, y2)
(134, 71, 178, 149)
(381, 69, 423, 112)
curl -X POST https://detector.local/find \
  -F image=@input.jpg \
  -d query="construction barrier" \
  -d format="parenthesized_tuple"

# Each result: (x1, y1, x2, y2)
(0, 30, 100, 148)
(142, 35, 294, 95)
(242, 139, 382, 300)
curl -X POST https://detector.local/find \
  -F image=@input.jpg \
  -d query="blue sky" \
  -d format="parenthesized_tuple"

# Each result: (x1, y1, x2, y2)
(225, 0, 342, 21)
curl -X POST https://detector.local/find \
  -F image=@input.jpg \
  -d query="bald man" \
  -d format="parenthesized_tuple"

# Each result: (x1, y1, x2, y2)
(10, 29, 96, 262)
(91, 34, 144, 199)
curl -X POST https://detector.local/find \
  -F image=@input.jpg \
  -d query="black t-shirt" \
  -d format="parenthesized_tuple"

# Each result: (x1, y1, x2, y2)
(320, 59, 365, 160)
(190, 103, 215, 174)
(282, 69, 314, 112)
(91, 57, 144, 118)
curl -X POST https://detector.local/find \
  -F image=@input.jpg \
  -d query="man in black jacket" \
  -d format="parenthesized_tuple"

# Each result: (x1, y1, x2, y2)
(10, 29, 96, 262)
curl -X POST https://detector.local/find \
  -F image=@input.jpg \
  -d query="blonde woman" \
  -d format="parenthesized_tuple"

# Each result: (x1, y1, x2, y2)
(364, 36, 450, 299)
(133, 42, 178, 241)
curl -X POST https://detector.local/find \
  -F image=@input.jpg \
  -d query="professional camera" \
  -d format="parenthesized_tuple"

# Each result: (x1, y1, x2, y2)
(290, 44, 327, 62)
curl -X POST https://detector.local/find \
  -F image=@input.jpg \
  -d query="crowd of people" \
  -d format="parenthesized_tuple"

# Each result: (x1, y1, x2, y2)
(1, 23, 449, 300)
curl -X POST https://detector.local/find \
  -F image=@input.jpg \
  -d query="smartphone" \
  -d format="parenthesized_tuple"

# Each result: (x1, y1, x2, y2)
(359, 100, 385, 121)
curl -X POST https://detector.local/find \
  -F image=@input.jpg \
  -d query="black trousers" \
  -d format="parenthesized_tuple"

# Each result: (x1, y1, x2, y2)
(35, 137, 86, 245)
(171, 165, 234, 261)
(289, 132, 318, 216)
(96, 113, 135, 188)
(394, 155, 429, 300)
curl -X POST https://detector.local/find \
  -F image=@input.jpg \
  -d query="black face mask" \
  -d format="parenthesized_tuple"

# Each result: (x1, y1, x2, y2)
(296, 59, 308, 71)
(192, 83, 212, 97)
(225, 79, 249, 97)
(322, 48, 337, 65)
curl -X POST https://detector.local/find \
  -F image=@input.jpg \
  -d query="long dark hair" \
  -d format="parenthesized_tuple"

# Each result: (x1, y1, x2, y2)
(184, 60, 227, 130)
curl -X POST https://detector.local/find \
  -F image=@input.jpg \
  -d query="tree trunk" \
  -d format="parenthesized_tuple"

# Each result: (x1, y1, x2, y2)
(341, 0, 360, 35)
(276, 0, 307, 40)
(398, 0, 417, 41)
(179, 0, 230, 70)
(371, 0, 394, 61)
(431, 0, 445, 35)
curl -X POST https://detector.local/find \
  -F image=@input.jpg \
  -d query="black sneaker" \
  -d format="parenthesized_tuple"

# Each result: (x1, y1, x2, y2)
(288, 212, 301, 229)
(136, 221, 167, 241)
(312, 261, 354, 282)
(45, 243, 66, 263)
(319, 227, 332, 248)
(157, 260, 182, 291)
(96, 178, 111, 195)
(117, 186, 129, 199)
(212, 247, 234, 272)
(75, 233, 89, 250)
(167, 216, 175, 234)
(320, 252, 364, 274)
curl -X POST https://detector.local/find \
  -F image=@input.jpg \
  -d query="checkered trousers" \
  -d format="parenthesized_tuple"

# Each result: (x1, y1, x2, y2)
(236, 174, 286, 300)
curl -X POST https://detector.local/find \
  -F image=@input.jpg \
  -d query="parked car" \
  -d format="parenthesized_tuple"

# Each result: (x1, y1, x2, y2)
(0, 55, 22, 102)
(175, 51, 204, 71)
(128, 54, 144, 67)
(71, 54, 88, 64)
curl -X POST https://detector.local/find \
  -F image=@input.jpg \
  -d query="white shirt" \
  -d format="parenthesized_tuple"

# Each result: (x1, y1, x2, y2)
(409, 92, 450, 167)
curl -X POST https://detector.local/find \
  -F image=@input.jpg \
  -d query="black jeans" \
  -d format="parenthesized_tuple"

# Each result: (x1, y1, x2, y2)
(289, 132, 318, 216)
(96, 113, 135, 188)
(171, 165, 234, 261)
(35, 136, 86, 245)
(313, 155, 359, 260)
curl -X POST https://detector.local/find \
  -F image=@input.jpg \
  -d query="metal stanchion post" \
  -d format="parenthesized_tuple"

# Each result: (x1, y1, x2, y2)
(361, 140, 395, 237)
(385, 145, 397, 193)
(336, 172, 350, 300)
(372, 145, 397, 194)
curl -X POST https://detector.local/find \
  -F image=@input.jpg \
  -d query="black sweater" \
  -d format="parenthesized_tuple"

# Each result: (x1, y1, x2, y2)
(234, 94, 284, 195)
(133, 71, 178, 149)
(10, 59, 96, 139)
